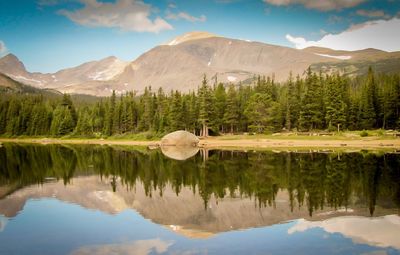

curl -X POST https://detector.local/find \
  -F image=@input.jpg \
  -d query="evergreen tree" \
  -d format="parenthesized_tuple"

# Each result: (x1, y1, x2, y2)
(325, 74, 347, 131)
(198, 75, 215, 136)
(51, 105, 74, 136)
(214, 83, 227, 133)
(5, 98, 21, 135)
(284, 73, 301, 130)
(169, 91, 184, 131)
(359, 68, 377, 129)
(299, 68, 324, 131)
(1, 67, 399, 138)
(75, 107, 93, 136)
(139, 87, 154, 131)
(223, 84, 240, 133)
(104, 90, 116, 136)
(0, 101, 9, 134)
(245, 93, 275, 133)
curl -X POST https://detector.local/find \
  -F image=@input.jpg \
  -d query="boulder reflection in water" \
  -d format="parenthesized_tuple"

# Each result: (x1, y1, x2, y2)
(161, 145, 199, 160)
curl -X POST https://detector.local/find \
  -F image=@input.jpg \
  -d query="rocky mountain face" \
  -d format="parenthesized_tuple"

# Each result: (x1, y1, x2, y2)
(0, 54, 27, 76)
(1, 31, 399, 96)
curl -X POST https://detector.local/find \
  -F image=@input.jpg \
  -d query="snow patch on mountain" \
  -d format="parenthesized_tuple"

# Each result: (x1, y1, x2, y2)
(12, 75, 44, 85)
(315, 53, 352, 60)
(88, 59, 127, 81)
(227, 76, 237, 82)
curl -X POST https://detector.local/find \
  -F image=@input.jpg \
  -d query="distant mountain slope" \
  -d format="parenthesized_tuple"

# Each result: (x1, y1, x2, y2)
(303, 46, 400, 61)
(311, 58, 400, 77)
(1, 32, 399, 96)
(304, 46, 400, 76)
(0, 72, 59, 96)
(0, 73, 101, 105)
(0, 54, 128, 95)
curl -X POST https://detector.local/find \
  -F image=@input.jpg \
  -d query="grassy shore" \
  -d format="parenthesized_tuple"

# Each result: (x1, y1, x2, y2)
(1, 130, 399, 150)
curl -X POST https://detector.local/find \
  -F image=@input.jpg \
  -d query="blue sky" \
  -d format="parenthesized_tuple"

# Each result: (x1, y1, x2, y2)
(0, 0, 399, 73)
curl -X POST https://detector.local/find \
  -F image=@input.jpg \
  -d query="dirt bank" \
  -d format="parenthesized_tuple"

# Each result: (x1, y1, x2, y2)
(1, 137, 399, 150)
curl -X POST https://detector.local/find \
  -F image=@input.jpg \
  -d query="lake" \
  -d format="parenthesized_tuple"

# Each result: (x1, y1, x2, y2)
(0, 143, 399, 255)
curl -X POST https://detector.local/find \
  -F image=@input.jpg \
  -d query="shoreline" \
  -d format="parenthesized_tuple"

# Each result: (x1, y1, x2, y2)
(1, 137, 400, 150)
(198, 138, 400, 150)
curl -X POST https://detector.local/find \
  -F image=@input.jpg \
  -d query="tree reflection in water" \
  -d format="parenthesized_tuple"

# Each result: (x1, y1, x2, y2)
(0, 143, 399, 217)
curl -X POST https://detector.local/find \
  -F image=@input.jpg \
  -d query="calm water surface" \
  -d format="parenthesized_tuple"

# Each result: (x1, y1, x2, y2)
(0, 143, 399, 255)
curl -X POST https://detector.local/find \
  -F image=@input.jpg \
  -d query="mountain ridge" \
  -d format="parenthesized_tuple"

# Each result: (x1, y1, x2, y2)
(1, 31, 400, 96)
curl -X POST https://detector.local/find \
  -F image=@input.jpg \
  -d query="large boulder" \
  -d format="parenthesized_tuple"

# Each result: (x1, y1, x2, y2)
(160, 130, 199, 147)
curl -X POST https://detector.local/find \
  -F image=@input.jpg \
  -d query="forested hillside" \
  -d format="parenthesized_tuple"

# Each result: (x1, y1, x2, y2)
(0, 67, 399, 137)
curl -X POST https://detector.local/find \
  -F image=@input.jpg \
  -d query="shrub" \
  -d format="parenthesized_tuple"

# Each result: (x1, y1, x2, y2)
(145, 133, 154, 140)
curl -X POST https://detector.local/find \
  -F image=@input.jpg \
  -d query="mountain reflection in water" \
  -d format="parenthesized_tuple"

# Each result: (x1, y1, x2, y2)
(0, 143, 399, 255)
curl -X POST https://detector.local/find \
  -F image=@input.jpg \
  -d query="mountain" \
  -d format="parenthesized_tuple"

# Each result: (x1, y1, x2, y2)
(1, 31, 400, 96)
(163, 31, 218, 46)
(114, 32, 400, 94)
(115, 32, 332, 93)
(0, 72, 60, 96)
(303, 46, 400, 61)
(304, 46, 400, 76)
(0, 54, 28, 76)
(0, 73, 103, 105)
(0, 54, 128, 95)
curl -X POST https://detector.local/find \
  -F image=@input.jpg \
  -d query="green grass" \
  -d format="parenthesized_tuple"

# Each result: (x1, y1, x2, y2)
(215, 129, 399, 140)
(107, 132, 165, 141)
(1, 129, 398, 141)
(0, 132, 164, 141)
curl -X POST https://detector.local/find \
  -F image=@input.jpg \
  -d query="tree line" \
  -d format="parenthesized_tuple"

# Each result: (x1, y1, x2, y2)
(0, 67, 399, 137)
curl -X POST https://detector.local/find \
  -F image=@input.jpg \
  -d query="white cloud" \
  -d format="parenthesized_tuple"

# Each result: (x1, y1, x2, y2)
(0, 41, 7, 56)
(71, 238, 173, 255)
(166, 10, 206, 22)
(286, 17, 400, 52)
(264, 0, 366, 11)
(288, 215, 400, 249)
(356, 9, 391, 19)
(59, 0, 173, 33)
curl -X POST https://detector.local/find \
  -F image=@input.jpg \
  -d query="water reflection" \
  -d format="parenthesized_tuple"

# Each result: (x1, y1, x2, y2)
(288, 215, 400, 249)
(0, 215, 7, 232)
(1, 143, 399, 216)
(71, 238, 173, 255)
(160, 145, 199, 161)
(0, 143, 399, 254)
